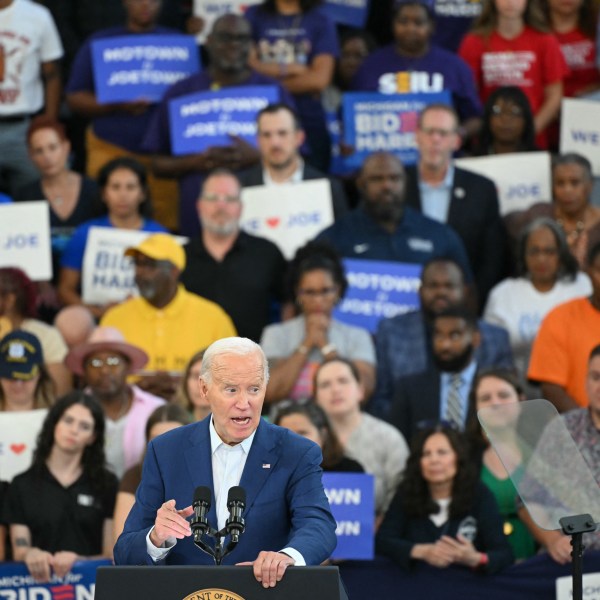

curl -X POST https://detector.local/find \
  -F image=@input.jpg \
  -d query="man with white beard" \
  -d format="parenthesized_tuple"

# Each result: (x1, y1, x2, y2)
(180, 169, 286, 342)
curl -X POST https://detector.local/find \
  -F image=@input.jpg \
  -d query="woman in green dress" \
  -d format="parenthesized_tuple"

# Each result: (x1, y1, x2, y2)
(465, 368, 537, 560)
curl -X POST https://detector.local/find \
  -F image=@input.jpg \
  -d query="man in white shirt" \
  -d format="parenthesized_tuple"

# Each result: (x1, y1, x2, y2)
(237, 103, 349, 219)
(404, 104, 506, 308)
(113, 337, 336, 588)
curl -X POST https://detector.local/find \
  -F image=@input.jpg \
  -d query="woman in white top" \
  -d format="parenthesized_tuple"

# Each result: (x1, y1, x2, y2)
(484, 217, 591, 395)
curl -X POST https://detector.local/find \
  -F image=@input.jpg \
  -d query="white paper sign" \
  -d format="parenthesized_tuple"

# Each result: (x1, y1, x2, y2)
(81, 228, 187, 305)
(0, 409, 47, 482)
(560, 98, 600, 176)
(193, 0, 261, 44)
(556, 571, 600, 600)
(240, 179, 334, 260)
(455, 152, 551, 216)
(0, 201, 52, 281)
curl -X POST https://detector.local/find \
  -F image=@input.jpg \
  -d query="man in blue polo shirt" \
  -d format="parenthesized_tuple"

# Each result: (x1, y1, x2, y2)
(315, 151, 472, 280)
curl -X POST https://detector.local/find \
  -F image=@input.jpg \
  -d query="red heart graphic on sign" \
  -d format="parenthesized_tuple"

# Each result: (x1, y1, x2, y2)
(10, 444, 26, 454)
(266, 217, 280, 228)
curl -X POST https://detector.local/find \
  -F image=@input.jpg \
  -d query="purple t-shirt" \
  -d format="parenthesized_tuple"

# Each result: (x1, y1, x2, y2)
(141, 71, 296, 236)
(351, 44, 482, 120)
(432, 0, 482, 53)
(244, 5, 339, 131)
(66, 25, 183, 153)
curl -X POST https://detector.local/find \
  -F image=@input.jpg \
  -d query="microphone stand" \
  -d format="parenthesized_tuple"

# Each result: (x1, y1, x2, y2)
(191, 523, 242, 565)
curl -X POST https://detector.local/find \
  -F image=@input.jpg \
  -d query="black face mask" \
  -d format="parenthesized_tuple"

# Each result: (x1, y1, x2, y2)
(433, 343, 474, 373)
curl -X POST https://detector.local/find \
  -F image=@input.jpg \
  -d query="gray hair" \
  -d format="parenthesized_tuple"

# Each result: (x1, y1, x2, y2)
(199, 337, 269, 385)
(552, 152, 593, 182)
(517, 216, 579, 281)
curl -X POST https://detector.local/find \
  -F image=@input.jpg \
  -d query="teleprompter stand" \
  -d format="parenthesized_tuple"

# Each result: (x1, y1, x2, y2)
(559, 514, 597, 600)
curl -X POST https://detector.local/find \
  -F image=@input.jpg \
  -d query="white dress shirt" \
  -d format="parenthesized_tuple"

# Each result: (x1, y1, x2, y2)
(146, 418, 305, 565)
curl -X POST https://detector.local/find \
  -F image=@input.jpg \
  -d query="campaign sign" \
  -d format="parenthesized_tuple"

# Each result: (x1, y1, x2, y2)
(81, 228, 187, 305)
(0, 409, 47, 482)
(323, 472, 375, 560)
(193, 0, 261, 44)
(556, 572, 600, 600)
(0, 201, 52, 281)
(342, 91, 451, 170)
(0, 559, 111, 598)
(455, 152, 551, 216)
(92, 35, 200, 104)
(333, 259, 422, 333)
(240, 179, 334, 259)
(322, 0, 370, 27)
(560, 98, 600, 176)
(168, 85, 279, 155)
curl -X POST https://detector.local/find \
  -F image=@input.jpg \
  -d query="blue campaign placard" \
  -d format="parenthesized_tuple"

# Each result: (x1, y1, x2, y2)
(342, 91, 451, 170)
(322, 0, 370, 27)
(323, 472, 375, 560)
(0, 559, 111, 597)
(92, 34, 200, 103)
(168, 85, 280, 155)
(333, 258, 422, 333)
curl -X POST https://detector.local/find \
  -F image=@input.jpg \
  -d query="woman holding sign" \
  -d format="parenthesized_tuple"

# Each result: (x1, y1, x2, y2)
(245, 0, 339, 170)
(57, 157, 166, 319)
(15, 117, 99, 287)
(472, 86, 538, 156)
(4, 391, 117, 582)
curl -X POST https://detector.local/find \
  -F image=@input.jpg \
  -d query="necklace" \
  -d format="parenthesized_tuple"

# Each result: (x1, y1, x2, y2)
(556, 215, 586, 245)
(274, 13, 306, 65)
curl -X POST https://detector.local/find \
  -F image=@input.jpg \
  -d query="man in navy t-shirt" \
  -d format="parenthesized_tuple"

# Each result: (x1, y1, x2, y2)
(315, 151, 473, 281)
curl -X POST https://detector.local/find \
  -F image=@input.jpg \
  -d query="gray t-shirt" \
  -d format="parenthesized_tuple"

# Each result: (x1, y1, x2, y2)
(260, 315, 376, 400)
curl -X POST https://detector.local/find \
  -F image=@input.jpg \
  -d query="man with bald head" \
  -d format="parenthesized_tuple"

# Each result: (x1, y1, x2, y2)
(142, 14, 296, 235)
(315, 152, 472, 278)
(372, 258, 513, 419)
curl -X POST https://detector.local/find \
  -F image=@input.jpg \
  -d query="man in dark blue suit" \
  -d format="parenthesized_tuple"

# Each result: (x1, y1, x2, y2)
(113, 337, 337, 588)
(371, 258, 513, 420)
(388, 306, 482, 444)
(405, 103, 506, 308)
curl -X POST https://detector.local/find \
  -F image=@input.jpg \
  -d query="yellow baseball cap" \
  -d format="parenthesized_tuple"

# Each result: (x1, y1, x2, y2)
(125, 233, 185, 271)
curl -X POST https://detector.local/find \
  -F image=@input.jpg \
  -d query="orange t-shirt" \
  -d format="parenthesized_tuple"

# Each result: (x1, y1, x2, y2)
(528, 297, 600, 406)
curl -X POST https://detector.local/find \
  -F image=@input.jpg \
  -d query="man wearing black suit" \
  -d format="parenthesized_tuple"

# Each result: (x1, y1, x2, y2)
(405, 104, 506, 308)
(389, 306, 481, 444)
(237, 103, 348, 219)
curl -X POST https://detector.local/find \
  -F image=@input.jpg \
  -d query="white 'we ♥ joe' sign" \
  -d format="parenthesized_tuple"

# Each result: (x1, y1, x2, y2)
(239, 179, 334, 260)
(455, 152, 551, 216)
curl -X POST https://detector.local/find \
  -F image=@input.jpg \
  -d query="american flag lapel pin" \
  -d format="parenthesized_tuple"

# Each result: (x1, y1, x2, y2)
(262, 463, 271, 469)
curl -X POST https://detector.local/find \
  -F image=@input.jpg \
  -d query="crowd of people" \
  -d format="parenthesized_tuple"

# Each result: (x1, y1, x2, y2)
(1, 0, 600, 589)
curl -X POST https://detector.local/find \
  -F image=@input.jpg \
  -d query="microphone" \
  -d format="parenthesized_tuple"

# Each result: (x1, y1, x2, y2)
(191, 486, 211, 542)
(225, 486, 246, 543)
